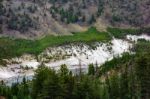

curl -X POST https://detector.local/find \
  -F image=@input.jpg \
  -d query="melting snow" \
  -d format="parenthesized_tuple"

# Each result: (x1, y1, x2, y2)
(0, 34, 150, 84)
(0, 67, 17, 79)
(21, 61, 40, 69)
(127, 34, 150, 41)
(45, 39, 131, 69)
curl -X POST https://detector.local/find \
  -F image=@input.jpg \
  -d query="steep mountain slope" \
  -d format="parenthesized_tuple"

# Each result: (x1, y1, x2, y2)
(0, 0, 149, 38)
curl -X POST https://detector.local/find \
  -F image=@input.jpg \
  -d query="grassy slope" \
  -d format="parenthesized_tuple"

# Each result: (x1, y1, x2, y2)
(0, 27, 149, 61)
(99, 53, 134, 76)
(107, 27, 150, 39)
(0, 27, 111, 59)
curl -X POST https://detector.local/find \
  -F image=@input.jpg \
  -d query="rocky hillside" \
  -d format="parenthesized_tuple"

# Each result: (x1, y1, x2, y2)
(0, 0, 150, 38)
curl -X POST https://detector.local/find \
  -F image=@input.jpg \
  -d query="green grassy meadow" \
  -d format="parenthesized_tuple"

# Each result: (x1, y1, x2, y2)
(0, 26, 149, 61)
(0, 27, 111, 60)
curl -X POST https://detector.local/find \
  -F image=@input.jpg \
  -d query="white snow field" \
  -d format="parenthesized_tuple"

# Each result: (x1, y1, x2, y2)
(0, 67, 16, 79)
(45, 39, 131, 69)
(0, 34, 150, 85)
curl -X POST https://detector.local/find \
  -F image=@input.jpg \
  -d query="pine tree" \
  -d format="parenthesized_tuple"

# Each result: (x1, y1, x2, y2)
(109, 74, 120, 99)
(21, 77, 29, 97)
(89, 15, 96, 24)
(32, 65, 50, 98)
(119, 65, 130, 99)
(40, 69, 62, 99)
(136, 55, 150, 99)
(88, 64, 95, 75)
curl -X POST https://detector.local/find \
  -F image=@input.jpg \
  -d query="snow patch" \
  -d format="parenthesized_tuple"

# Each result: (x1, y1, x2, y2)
(0, 67, 17, 79)
(0, 34, 150, 84)
(0, 39, 132, 80)
(127, 34, 150, 41)
(21, 61, 40, 69)
(44, 39, 132, 71)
